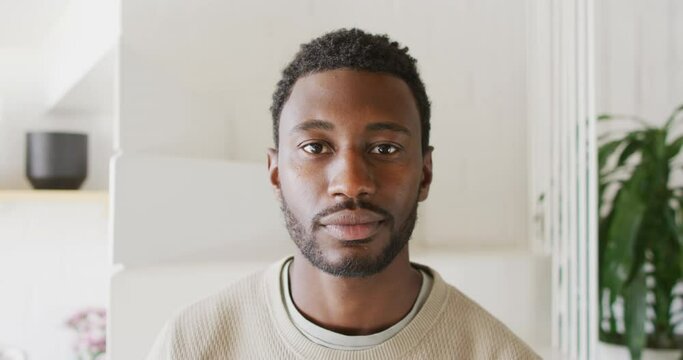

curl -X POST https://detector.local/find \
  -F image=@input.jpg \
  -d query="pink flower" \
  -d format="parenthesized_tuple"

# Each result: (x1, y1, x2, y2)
(66, 307, 107, 359)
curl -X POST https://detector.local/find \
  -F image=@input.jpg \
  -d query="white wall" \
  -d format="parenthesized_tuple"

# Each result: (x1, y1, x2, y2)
(119, 0, 530, 250)
(596, 0, 683, 125)
(44, 0, 120, 109)
(0, 196, 109, 360)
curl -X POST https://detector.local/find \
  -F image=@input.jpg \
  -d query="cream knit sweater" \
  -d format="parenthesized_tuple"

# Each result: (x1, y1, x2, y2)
(146, 258, 540, 359)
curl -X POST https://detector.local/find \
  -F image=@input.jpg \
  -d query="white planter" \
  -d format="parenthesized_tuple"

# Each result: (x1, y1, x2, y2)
(598, 342, 681, 360)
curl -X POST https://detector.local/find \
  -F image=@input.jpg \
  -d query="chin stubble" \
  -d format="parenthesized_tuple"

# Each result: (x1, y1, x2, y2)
(280, 198, 418, 278)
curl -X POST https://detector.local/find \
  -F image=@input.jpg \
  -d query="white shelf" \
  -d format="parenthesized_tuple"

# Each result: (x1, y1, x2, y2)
(0, 190, 108, 202)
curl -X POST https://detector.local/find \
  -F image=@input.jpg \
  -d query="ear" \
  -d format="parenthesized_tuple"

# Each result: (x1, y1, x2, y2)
(418, 146, 434, 202)
(267, 148, 282, 200)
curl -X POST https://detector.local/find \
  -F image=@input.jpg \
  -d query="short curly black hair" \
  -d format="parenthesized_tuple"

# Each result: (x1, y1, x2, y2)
(270, 28, 431, 153)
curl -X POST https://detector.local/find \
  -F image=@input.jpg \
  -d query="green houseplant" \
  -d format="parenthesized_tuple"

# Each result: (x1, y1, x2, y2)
(599, 104, 683, 359)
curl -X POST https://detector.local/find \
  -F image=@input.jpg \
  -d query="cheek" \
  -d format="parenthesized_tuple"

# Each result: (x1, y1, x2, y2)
(378, 167, 422, 210)
(279, 163, 326, 213)
(379, 163, 421, 190)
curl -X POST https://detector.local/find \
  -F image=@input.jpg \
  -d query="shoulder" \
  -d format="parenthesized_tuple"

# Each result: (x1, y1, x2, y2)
(441, 283, 540, 359)
(178, 269, 266, 325)
(145, 268, 271, 360)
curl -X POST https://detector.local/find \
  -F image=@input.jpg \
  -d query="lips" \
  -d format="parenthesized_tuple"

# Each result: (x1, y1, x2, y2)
(319, 210, 385, 241)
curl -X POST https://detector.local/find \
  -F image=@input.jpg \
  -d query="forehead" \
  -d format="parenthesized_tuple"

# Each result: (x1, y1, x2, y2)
(279, 69, 421, 136)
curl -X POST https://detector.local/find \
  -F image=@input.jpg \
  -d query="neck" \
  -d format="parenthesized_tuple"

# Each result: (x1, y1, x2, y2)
(288, 248, 422, 335)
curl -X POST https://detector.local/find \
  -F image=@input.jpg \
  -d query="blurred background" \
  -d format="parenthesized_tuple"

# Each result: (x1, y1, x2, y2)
(0, 0, 680, 359)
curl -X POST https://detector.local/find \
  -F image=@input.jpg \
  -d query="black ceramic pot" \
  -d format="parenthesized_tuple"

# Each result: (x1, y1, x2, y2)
(25, 132, 88, 189)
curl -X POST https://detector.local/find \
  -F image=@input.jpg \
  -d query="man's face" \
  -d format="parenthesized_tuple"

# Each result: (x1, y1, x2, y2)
(268, 69, 433, 277)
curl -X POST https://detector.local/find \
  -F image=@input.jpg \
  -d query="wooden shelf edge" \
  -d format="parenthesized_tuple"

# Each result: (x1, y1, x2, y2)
(0, 190, 109, 202)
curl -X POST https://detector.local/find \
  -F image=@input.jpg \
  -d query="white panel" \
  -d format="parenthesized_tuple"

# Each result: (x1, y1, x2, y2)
(550, 0, 562, 349)
(563, 1, 579, 356)
(587, 0, 599, 353)
(577, 0, 599, 356)
(527, 0, 554, 255)
(111, 154, 294, 267)
(532, 0, 596, 356)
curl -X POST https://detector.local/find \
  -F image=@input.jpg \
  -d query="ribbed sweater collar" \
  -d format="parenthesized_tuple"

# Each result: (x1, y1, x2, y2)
(263, 257, 451, 359)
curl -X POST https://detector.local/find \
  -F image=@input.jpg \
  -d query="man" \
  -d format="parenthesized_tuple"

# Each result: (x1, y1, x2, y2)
(147, 28, 539, 359)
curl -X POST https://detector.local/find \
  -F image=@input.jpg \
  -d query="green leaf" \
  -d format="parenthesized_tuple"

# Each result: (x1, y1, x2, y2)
(665, 203, 683, 248)
(599, 139, 625, 174)
(617, 140, 642, 167)
(599, 209, 612, 269)
(624, 267, 647, 360)
(608, 287, 618, 335)
(599, 131, 650, 177)
(653, 129, 667, 160)
(598, 113, 651, 127)
(672, 199, 683, 275)
(598, 183, 609, 208)
(603, 181, 647, 292)
(667, 135, 683, 159)
(664, 103, 683, 130)
(598, 104, 683, 350)
(650, 207, 681, 341)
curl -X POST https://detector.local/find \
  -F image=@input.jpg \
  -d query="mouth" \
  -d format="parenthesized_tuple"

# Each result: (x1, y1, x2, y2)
(321, 220, 385, 241)
(317, 209, 388, 241)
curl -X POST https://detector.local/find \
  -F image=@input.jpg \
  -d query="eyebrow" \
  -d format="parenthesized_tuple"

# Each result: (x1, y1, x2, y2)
(366, 122, 411, 135)
(291, 119, 334, 133)
(291, 119, 411, 135)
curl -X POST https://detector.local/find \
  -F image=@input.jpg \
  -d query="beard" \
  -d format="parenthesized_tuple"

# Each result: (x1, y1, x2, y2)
(281, 197, 418, 278)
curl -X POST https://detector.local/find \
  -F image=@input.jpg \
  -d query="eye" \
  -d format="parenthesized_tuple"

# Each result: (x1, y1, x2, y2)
(301, 142, 331, 154)
(370, 143, 400, 155)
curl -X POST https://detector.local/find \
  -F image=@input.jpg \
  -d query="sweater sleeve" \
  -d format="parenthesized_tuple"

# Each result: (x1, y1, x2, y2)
(146, 321, 178, 360)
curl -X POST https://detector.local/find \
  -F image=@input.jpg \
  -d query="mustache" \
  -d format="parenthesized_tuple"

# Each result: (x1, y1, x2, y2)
(311, 199, 394, 229)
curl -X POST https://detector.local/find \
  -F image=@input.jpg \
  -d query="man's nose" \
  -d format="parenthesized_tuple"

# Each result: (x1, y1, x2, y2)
(327, 150, 376, 199)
